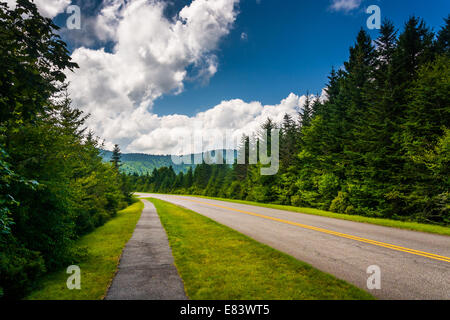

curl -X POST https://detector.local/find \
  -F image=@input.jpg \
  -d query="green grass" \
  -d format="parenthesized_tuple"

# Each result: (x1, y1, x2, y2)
(173, 195, 450, 237)
(26, 201, 144, 300)
(147, 198, 374, 300)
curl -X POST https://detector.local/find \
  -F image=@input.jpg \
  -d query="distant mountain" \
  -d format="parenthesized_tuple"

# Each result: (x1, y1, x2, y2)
(100, 150, 237, 175)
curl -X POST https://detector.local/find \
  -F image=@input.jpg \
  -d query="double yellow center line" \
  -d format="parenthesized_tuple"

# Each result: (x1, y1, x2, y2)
(176, 197, 450, 264)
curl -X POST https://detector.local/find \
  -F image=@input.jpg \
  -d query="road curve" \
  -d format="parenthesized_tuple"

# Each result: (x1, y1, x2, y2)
(137, 193, 450, 300)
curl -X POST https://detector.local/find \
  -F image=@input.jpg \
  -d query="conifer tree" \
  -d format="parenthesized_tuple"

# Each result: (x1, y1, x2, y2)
(280, 113, 298, 170)
(300, 94, 313, 129)
(437, 15, 450, 54)
(184, 167, 194, 189)
(111, 144, 122, 170)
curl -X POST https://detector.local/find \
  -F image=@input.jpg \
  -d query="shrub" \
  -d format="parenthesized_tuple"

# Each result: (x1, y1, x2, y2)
(330, 192, 350, 214)
(291, 195, 302, 207)
(0, 237, 46, 299)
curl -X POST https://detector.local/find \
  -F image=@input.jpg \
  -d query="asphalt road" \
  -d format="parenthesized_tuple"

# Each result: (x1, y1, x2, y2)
(137, 193, 450, 300)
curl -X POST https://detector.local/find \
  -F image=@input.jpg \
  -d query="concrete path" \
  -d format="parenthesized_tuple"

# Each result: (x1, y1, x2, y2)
(105, 199, 187, 300)
(137, 193, 450, 300)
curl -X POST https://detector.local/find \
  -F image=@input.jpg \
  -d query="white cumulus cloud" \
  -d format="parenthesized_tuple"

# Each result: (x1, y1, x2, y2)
(6, 0, 323, 155)
(127, 93, 310, 155)
(6, 0, 71, 18)
(67, 0, 241, 152)
(329, 0, 362, 12)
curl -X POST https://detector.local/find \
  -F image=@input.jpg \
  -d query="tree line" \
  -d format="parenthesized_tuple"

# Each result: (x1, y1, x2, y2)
(101, 150, 196, 175)
(0, 1, 132, 299)
(130, 16, 450, 225)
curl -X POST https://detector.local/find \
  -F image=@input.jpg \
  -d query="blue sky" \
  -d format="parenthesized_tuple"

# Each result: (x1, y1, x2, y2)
(153, 0, 450, 116)
(17, 0, 449, 153)
(51, 0, 450, 116)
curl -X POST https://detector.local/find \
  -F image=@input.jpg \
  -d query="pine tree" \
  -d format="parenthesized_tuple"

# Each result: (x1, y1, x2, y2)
(280, 113, 298, 170)
(331, 29, 377, 215)
(173, 172, 184, 190)
(341, 29, 375, 154)
(235, 135, 250, 181)
(323, 67, 341, 106)
(393, 17, 435, 86)
(401, 55, 450, 222)
(361, 20, 400, 203)
(183, 167, 194, 189)
(437, 15, 450, 54)
(254, 118, 278, 202)
(374, 20, 397, 81)
(111, 144, 122, 170)
(300, 93, 313, 129)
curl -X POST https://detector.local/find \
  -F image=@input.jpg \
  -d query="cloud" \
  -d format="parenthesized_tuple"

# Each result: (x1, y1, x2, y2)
(329, 0, 362, 12)
(126, 93, 310, 155)
(34, 0, 71, 18)
(64, 0, 326, 155)
(6, 0, 71, 18)
(6, 0, 323, 156)
(94, 0, 125, 42)
(65, 0, 243, 153)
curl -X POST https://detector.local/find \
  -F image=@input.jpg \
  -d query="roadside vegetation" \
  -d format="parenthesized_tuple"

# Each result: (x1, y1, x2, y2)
(148, 198, 373, 300)
(131, 15, 450, 228)
(26, 201, 143, 300)
(0, 2, 133, 299)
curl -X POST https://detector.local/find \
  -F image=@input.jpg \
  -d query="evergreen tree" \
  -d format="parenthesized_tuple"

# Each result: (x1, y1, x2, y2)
(234, 135, 250, 181)
(437, 15, 450, 54)
(393, 17, 435, 88)
(280, 113, 298, 170)
(300, 94, 313, 129)
(184, 167, 194, 189)
(341, 30, 376, 213)
(111, 144, 122, 170)
(374, 20, 397, 81)
(323, 67, 340, 106)
(401, 55, 450, 222)
(173, 172, 184, 190)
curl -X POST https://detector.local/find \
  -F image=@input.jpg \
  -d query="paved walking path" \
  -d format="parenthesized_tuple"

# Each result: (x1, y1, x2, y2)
(105, 199, 187, 300)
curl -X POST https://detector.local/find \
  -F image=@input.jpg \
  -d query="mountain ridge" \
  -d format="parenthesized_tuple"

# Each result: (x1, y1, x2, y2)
(101, 149, 237, 175)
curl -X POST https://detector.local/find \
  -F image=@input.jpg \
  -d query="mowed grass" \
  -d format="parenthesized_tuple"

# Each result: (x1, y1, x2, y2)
(26, 201, 144, 300)
(176, 195, 450, 237)
(148, 198, 374, 300)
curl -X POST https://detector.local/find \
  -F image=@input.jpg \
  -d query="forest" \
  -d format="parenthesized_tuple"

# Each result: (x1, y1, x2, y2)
(0, 1, 132, 299)
(101, 150, 196, 175)
(130, 16, 450, 226)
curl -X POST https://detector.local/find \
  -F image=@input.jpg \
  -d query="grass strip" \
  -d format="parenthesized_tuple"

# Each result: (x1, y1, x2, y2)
(26, 201, 144, 300)
(148, 198, 374, 300)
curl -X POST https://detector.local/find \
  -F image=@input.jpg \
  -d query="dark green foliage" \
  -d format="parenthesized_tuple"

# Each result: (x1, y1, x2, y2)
(110, 144, 122, 170)
(0, 1, 131, 299)
(437, 15, 450, 54)
(0, 238, 46, 300)
(401, 55, 450, 223)
(0, 0, 77, 125)
(131, 16, 450, 226)
(0, 148, 27, 236)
